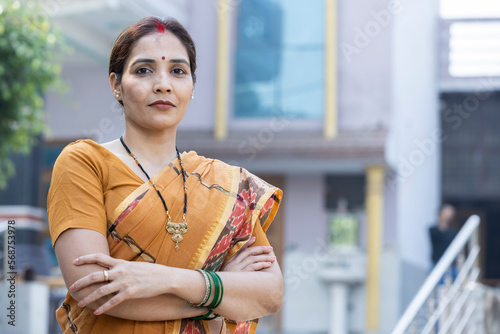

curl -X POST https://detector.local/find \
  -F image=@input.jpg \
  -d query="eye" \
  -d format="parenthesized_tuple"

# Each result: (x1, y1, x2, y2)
(172, 68, 187, 75)
(136, 67, 152, 75)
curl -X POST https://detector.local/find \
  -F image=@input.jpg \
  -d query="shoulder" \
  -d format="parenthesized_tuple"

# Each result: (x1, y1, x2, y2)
(181, 150, 233, 174)
(57, 139, 103, 161)
(180, 151, 281, 193)
(53, 139, 109, 178)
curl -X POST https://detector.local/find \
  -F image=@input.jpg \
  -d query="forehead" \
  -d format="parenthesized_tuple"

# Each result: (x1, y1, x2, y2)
(126, 31, 189, 64)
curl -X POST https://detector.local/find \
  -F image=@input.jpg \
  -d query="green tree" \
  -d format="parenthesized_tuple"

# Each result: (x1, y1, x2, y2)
(0, 0, 67, 188)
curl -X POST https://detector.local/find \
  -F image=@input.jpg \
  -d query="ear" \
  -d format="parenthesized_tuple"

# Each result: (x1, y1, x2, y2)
(109, 72, 121, 98)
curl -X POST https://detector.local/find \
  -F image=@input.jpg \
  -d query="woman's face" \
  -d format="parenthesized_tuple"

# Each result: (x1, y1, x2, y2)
(111, 31, 194, 133)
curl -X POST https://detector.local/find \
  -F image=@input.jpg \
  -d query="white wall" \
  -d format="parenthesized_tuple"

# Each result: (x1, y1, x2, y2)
(284, 174, 328, 252)
(281, 174, 328, 332)
(180, 0, 218, 131)
(337, 0, 393, 131)
(387, 0, 440, 272)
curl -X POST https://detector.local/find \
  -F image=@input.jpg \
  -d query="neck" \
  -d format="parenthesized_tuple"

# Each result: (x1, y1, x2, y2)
(122, 126, 178, 167)
(437, 219, 448, 231)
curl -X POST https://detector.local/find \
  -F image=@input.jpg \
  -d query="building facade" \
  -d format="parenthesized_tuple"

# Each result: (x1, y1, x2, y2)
(2, 0, 467, 333)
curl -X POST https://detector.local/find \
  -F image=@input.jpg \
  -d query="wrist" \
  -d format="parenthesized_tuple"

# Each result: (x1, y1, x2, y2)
(167, 267, 214, 308)
(162, 265, 181, 295)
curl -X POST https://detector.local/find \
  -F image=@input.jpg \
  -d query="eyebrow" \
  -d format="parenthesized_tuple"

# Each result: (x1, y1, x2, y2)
(170, 58, 190, 66)
(130, 58, 190, 67)
(130, 58, 155, 67)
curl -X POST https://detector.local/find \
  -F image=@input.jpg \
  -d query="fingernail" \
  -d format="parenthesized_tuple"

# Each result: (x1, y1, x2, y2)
(94, 309, 101, 315)
(252, 237, 256, 241)
(69, 285, 75, 291)
(78, 301, 84, 307)
(73, 258, 79, 264)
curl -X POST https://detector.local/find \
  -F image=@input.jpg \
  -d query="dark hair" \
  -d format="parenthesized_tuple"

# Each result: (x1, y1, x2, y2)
(109, 16, 197, 86)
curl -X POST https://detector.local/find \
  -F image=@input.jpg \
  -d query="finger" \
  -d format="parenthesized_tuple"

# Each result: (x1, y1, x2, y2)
(73, 253, 116, 268)
(221, 244, 274, 271)
(70, 270, 111, 293)
(230, 246, 273, 267)
(243, 237, 256, 248)
(94, 293, 125, 315)
(245, 261, 273, 272)
(237, 245, 273, 259)
(240, 254, 276, 268)
(232, 237, 256, 257)
(78, 283, 120, 307)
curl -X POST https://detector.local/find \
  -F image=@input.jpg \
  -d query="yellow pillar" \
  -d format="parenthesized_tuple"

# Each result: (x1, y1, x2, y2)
(365, 165, 385, 331)
(214, 0, 231, 140)
(324, 0, 338, 139)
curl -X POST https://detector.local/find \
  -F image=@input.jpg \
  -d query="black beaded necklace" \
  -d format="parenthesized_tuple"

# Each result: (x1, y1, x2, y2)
(120, 136, 188, 250)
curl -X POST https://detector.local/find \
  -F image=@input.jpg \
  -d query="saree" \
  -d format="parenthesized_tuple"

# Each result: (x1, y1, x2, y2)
(48, 140, 282, 334)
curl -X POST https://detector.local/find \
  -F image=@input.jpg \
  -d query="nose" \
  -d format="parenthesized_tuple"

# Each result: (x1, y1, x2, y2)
(153, 72, 172, 94)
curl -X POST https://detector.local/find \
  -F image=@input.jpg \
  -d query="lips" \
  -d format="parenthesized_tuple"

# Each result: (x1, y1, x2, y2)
(149, 100, 175, 109)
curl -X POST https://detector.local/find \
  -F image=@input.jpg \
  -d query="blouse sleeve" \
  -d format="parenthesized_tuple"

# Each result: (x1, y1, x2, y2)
(47, 141, 108, 247)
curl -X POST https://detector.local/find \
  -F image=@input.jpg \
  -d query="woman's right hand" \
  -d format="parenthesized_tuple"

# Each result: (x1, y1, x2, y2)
(69, 253, 175, 315)
(220, 237, 276, 272)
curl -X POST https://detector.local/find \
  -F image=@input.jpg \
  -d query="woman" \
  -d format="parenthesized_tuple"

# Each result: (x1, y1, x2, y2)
(48, 16, 283, 334)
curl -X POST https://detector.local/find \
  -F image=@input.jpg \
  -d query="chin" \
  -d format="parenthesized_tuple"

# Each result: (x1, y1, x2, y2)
(147, 119, 183, 131)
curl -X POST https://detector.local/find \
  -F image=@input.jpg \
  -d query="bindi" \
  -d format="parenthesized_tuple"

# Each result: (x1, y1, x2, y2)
(162, 56, 165, 60)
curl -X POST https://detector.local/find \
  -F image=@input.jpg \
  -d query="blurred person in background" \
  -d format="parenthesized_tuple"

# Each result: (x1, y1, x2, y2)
(429, 204, 457, 267)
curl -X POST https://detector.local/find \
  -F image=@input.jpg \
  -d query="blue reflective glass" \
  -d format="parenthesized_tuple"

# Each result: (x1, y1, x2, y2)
(235, 0, 324, 119)
(279, 50, 324, 119)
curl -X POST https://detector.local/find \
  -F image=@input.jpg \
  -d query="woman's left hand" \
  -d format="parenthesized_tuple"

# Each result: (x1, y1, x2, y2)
(69, 253, 170, 315)
(221, 237, 276, 272)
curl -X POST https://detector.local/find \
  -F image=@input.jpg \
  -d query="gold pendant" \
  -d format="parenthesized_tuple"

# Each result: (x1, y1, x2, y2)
(166, 221, 188, 250)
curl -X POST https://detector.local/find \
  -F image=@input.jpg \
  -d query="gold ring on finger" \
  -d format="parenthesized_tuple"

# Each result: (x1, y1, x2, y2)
(103, 270, 109, 282)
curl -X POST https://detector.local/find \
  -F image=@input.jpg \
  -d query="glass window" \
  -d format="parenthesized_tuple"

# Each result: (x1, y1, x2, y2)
(234, 0, 324, 119)
(448, 22, 500, 77)
(440, 0, 500, 19)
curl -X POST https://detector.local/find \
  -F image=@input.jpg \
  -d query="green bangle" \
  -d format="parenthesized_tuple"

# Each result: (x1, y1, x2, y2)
(213, 272, 224, 308)
(206, 271, 220, 309)
(206, 271, 224, 309)
(190, 309, 213, 320)
(205, 312, 220, 320)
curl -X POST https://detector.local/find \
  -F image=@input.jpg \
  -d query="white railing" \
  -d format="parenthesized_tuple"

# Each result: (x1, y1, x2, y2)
(392, 215, 483, 334)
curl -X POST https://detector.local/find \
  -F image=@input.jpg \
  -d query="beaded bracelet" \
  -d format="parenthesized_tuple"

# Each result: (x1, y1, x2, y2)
(190, 269, 211, 308)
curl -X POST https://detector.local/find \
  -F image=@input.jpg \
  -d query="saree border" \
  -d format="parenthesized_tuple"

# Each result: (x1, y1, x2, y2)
(188, 165, 240, 270)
